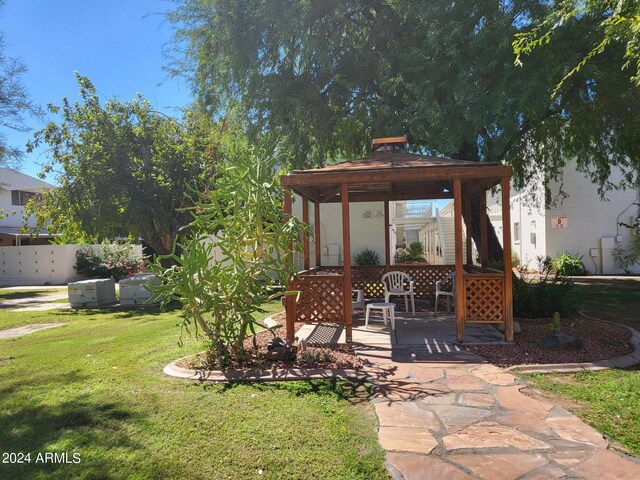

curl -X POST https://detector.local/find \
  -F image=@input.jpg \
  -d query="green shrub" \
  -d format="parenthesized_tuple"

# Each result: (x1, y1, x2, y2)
(488, 258, 504, 270)
(486, 253, 519, 270)
(553, 252, 585, 276)
(613, 211, 640, 273)
(149, 146, 307, 368)
(354, 248, 381, 265)
(513, 255, 580, 318)
(75, 242, 145, 281)
(407, 241, 426, 262)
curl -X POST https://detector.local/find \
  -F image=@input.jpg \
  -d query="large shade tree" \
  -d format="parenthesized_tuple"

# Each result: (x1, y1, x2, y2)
(168, 0, 640, 260)
(27, 74, 224, 255)
(168, 0, 640, 192)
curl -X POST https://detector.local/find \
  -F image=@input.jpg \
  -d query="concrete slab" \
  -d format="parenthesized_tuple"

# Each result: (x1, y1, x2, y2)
(0, 323, 67, 339)
(296, 311, 505, 350)
(296, 323, 344, 344)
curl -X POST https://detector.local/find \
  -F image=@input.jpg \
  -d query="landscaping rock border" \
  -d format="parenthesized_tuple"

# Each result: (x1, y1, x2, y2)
(506, 320, 640, 374)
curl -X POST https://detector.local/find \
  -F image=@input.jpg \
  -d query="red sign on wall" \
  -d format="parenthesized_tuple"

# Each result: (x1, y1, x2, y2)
(551, 215, 568, 229)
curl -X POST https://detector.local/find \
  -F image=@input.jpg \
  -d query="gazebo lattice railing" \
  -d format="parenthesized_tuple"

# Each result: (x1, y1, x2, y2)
(287, 264, 506, 325)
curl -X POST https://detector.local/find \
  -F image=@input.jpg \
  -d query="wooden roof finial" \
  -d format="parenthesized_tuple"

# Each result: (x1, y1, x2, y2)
(371, 136, 409, 152)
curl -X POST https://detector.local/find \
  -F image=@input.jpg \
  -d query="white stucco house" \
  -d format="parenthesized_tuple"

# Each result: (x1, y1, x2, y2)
(0, 167, 56, 246)
(488, 163, 640, 275)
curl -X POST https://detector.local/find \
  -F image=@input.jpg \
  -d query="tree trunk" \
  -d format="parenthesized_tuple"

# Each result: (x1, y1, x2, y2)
(146, 235, 179, 267)
(453, 142, 505, 264)
(469, 194, 504, 263)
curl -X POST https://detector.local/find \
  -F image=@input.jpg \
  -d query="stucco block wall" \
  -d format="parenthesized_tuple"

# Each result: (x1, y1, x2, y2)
(0, 244, 144, 286)
(0, 245, 83, 286)
(292, 195, 385, 267)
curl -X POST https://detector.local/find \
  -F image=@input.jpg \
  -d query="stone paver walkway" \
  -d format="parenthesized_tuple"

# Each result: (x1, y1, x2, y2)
(358, 345, 640, 479)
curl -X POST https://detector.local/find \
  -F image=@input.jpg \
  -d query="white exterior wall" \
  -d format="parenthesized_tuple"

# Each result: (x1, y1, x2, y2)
(546, 168, 640, 275)
(292, 195, 386, 267)
(488, 164, 640, 274)
(509, 194, 547, 268)
(0, 168, 54, 229)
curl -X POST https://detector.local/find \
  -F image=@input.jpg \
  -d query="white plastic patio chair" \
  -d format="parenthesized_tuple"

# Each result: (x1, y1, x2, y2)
(434, 271, 455, 314)
(381, 271, 415, 316)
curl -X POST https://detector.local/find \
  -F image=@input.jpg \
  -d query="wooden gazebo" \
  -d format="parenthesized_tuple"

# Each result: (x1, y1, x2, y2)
(280, 142, 514, 344)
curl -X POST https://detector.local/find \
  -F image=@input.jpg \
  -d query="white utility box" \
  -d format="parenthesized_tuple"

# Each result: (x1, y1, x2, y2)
(119, 274, 160, 305)
(68, 278, 117, 307)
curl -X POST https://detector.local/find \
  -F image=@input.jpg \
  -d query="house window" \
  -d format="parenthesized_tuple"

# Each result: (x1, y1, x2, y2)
(513, 222, 521, 244)
(11, 190, 41, 206)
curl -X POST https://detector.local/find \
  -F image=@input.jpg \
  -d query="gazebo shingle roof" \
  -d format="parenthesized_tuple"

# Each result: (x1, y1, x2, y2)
(282, 152, 511, 203)
(292, 153, 487, 174)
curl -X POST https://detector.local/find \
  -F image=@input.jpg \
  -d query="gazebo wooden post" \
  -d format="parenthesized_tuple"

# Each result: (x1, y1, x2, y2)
(341, 184, 352, 342)
(283, 189, 295, 341)
(501, 177, 514, 342)
(480, 192, 488, 268)
(314, 202, 321, 268)
(453, 179, 465, 342)
(463, 195, 473, 266)
(302, 195, 310, 270)
(384, 200, 391, 271)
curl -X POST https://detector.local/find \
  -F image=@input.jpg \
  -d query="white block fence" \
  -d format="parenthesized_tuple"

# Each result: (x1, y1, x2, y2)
(0, 244, 143, 287)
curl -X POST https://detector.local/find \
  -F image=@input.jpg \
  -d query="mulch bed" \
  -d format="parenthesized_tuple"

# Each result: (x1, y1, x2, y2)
(467, 316, 634, 367)
(177, 312, 363, 371)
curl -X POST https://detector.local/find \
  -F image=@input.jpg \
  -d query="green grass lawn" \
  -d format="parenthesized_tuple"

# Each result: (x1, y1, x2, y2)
(524, 368, 640, 456)
(521, 277, 640, 458)
(0, 303, 387, 479)
(573, 277, 640, 330)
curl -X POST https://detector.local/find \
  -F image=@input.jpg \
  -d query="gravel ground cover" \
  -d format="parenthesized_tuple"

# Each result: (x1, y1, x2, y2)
(467, 316, 633, 367)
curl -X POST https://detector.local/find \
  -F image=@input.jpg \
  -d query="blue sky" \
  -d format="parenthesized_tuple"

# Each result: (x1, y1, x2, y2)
(0, 0, 192, 180)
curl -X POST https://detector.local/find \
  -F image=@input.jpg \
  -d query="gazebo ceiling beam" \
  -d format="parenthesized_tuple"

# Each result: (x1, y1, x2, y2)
(293, 186, 322, 203)
(323, 190, 454, 203)
(317, 184, 343, 202)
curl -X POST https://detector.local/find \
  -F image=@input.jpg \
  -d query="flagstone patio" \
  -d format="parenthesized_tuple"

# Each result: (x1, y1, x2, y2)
(298, 312, 640, 479)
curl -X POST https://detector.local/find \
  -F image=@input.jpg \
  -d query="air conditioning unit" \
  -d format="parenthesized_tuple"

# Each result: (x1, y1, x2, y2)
(119, 274, 160, 305)
(68, 279, 117, 307)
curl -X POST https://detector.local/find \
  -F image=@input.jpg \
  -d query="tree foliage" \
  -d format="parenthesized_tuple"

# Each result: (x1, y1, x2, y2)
(168, 0, 640, 196)
(27, 73, 224, 255)
(514, 0, 640, 96)
(149, 146, 306, 367)
(0, 1, 40, 166)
